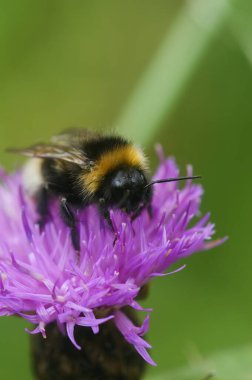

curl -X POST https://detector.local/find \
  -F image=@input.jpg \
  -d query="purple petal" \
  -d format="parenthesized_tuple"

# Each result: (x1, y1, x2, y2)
(114, 310, 156, 366)
(66, 321, 81, 350)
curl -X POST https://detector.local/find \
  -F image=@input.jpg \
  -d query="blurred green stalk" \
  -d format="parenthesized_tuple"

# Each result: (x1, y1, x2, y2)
(115, 0, 230, 145)
(229, 1, 252, 65)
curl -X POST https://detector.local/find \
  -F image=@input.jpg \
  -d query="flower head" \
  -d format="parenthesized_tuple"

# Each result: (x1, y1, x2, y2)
(0, 149, 225, 365)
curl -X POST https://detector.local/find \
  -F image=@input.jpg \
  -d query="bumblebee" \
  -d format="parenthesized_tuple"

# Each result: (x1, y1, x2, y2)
(8, 128, 200, 253)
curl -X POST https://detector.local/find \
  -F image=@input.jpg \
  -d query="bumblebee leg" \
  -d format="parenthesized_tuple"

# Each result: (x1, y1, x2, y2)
(60, 197, 80, 259)
(99, 198, 118, 245)
(131, 202, 153, 221)
(98, 198, 112, 229)
(131, 204, 146, 221)
(147, 204, 153, 218)
(36, 187, 49, 231)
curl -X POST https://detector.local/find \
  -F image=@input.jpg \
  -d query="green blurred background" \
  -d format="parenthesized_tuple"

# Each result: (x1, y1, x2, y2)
(0, 0, 252, 379)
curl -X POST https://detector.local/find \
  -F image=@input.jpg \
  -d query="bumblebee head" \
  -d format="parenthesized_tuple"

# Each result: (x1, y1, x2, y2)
(101, 167, 152, 213)
(97, 164, 201, 215)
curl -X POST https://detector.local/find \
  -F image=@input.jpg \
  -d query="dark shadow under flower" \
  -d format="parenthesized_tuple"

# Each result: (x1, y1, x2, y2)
(0, 149, 226, 366)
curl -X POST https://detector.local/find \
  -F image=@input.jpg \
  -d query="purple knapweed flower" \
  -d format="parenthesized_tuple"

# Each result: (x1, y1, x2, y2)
(0, 148, 225, 366)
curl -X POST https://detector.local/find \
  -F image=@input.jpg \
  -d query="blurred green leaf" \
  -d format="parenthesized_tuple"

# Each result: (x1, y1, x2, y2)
(229, 0, 252, 65)
(145, 345, 252, 380)
(115, 0, 230, 145)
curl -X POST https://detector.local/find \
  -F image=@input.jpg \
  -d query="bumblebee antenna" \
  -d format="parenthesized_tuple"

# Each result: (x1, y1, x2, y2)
(145, 175, 201, 188)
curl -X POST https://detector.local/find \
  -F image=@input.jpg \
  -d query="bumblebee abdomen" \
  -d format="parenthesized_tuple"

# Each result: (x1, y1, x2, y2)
(22, 158, 44, 197)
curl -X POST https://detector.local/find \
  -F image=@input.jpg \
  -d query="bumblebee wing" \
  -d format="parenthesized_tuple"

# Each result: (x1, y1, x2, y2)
(51, 128, 100, 146)
(7, 143, 86, 167)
